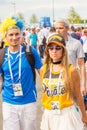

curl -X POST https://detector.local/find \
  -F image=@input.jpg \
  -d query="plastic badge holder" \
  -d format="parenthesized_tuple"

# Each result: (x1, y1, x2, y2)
(84, 95, 87, 110)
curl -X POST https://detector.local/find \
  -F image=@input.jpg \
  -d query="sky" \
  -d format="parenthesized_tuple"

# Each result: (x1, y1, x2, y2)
(0, 0, 87, 24)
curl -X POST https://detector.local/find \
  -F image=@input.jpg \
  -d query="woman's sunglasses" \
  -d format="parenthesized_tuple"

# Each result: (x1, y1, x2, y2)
(48, 45, 62, 51)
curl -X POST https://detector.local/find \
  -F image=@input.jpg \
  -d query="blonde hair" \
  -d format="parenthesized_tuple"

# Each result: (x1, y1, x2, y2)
(55, 19, 69, 27)
(44, 45, 73, 99)
(0, 17, 24, 39)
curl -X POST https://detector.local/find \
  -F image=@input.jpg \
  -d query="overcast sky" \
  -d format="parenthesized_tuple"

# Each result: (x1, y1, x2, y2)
(0, 0, 87, 23)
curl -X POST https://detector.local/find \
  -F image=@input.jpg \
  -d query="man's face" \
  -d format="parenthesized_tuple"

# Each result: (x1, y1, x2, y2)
(55, 22, 69, 38)
(5, 28, 21, 46)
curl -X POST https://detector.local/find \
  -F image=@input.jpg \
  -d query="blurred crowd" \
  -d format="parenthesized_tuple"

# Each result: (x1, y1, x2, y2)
(0, 23, 87, 60)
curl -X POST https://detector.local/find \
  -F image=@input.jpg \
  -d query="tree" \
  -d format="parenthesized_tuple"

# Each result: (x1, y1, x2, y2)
(30, 14, 38, 24)
(0, 19, 1, 24)
(80, 19, 87, 24)
(67, 7, 81, 24)
(17, 12, 25, 23)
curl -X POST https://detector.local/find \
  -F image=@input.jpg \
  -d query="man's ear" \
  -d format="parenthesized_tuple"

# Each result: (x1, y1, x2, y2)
(4, 32, 7, 38)
(66, 26, 69, 31)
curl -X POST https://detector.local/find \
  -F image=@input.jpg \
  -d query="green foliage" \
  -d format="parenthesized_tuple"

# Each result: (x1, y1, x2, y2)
(17, 12, 25, 23)
(30, 14, 38, 24)
(0, 19, 1, 24)
(80, 19, 87, 24)
(67, 7, 81, 24)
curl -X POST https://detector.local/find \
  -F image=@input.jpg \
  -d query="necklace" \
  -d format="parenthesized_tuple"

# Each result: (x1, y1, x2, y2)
(52, 61, 61, 64)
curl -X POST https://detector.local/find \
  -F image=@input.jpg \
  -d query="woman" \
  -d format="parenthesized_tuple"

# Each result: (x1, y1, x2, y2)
(40, 33, 87, 130)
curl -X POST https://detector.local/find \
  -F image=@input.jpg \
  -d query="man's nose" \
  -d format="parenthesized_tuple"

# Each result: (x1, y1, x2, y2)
(13, 35, 17, 39)
(13, 35, 20, 39)
(56, 29, 59, 33)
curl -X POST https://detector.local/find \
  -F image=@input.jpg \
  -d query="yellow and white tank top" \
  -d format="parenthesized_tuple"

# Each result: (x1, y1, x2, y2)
(41, 64, 73, 110)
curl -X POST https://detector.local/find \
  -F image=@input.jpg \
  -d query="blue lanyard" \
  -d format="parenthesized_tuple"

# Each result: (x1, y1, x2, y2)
(8, 46, 22, 84)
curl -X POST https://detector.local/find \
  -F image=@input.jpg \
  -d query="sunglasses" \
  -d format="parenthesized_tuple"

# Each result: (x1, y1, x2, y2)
(48, 46, 62, 51)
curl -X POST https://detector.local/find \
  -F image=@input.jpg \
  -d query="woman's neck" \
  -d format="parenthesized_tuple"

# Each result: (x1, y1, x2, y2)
(52, 61, 61, 64)
(51, 63, 63, 72)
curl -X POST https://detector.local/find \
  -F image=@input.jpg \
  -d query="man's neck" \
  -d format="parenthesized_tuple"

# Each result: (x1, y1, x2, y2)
(9, 45, 20, 52)
(64, 35, 68, 41)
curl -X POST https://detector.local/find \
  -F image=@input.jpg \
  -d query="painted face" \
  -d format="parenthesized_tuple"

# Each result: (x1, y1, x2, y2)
(5, 28, 21, 47)
(48, 44, 63, 62)
(55, 22, 69, 38)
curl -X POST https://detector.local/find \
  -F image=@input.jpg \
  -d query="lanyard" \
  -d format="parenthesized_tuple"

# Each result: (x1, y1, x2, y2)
(48, 64, 52, 90)
(8, 46, 22, 84)
(48, 64, 63, 91)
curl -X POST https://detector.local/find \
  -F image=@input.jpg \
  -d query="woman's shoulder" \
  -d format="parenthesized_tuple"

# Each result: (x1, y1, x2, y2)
(40, 64, 47, 73)
(40, 64, 48, 79)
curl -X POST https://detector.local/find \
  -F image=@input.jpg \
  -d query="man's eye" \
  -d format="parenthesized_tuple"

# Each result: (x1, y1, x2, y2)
(15, 33, 20, 36)
(9, 34, 13, 36)
(8, 33, 20, 37)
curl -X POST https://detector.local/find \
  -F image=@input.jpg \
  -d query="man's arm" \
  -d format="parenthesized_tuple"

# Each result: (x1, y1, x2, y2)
(37, 66, 43, 75)
(71, 67, 87, 124)
(0, 74, 3, 93)
(78, 58, 86, 95)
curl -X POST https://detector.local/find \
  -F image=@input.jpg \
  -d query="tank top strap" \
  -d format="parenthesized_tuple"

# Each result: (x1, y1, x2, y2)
(41, 64, 48, 80)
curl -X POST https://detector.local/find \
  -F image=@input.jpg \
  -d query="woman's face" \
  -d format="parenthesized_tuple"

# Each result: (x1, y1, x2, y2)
(48, 43, 63, 62)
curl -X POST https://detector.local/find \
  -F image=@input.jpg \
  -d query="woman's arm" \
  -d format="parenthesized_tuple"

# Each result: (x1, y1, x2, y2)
(71, 67, 87, 124)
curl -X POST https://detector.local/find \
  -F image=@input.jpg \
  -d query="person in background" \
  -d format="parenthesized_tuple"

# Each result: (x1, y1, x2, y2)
(27, 26, 38, 49)
(36, 27, 41, 52)
(40, 33, 87, 130)
(39, 24, 49, 58)
(24, 26, 31, 44)
(76, 27, 82, 40)
(55, 19, 86, 95)
(49, 26, 56, 35)
(80, 28, 87, 62)
(0, 16, 42, 130)
(69, 25, 79, 40)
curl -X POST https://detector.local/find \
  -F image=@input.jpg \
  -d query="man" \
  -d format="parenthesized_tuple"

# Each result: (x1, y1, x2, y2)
(28, 26, 38, 50)
(69, 25, 79, 40)
(0, 17, 42, 130)
(55, 19, 86, 95)
(80, 28, 87, 62)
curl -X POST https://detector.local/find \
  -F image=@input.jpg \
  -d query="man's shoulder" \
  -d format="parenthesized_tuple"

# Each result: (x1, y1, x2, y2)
(71, 32, 79, 40)
(81, 35, 87, 41)
(68, 35, 80, 44)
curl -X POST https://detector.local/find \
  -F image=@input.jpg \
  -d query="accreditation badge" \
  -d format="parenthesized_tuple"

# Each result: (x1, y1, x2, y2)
(13, 83, 23, 96)
(51, 101, 61, 114)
